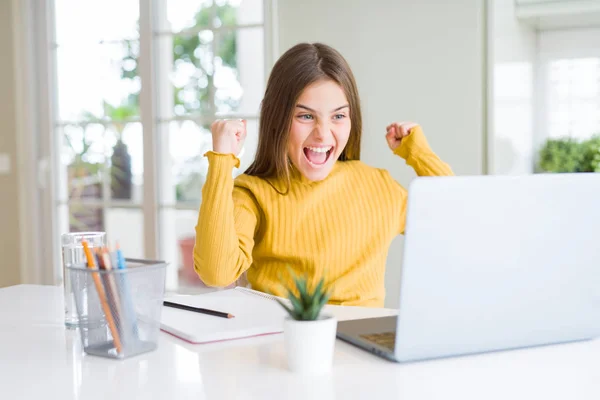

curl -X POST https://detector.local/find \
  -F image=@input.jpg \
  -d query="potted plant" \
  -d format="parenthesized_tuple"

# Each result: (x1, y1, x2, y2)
(103, 101, 136, 200)
(64, 129, 103, 231)
(110, 134, 132, 200)
(275, 272, 336, 374)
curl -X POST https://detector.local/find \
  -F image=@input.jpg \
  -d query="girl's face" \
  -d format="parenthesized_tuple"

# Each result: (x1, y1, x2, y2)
(287, 80, 351, 182)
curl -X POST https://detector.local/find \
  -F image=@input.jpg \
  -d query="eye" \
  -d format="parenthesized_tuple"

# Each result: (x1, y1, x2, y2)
(333, 114, 347, 120)
(298, 114, 314, 120)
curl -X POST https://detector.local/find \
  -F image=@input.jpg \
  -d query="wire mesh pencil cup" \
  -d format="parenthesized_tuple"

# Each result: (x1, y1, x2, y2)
(68, 259, 167, 359)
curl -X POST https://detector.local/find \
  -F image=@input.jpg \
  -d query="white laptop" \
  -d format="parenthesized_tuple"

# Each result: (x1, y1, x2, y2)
(337, 173, 600, 362)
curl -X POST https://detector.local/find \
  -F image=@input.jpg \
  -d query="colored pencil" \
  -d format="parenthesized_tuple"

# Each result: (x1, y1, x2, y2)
(115, 242, 126, 270)
(100, 249, 125, 338)
(82, 240, 123, 354)
(114, 242, 139, 336)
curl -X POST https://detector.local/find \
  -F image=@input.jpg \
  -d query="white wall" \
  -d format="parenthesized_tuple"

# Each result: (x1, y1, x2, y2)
(538, 28, 600, 57)
(276, 0, 486, 307)
(491, 0, 537, 175)
(0, 0, 22, 288)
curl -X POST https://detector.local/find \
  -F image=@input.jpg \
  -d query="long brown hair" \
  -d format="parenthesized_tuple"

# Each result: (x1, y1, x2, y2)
(245, 43, 362, 184)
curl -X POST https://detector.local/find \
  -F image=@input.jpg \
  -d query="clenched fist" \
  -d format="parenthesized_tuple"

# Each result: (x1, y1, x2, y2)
(210, 119, 247, 156)
(385, 121, 418, 151)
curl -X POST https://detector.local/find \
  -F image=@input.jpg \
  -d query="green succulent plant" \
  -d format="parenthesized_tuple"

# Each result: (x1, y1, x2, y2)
(276, 271, 331, 321)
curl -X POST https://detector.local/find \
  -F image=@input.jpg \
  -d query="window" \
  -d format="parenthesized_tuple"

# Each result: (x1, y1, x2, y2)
(49, 0, 268, 290)
(493, 62, 535, 174)
(538, 29, 600, 142)
(545, 58, 600, 140)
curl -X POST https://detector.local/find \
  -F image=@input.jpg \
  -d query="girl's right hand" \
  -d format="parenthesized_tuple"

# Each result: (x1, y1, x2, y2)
(210, 119, 247, 156)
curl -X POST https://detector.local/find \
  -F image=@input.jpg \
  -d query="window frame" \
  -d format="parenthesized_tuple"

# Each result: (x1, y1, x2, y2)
(535, 28, 600, 149)
(23, 0, 278, 286)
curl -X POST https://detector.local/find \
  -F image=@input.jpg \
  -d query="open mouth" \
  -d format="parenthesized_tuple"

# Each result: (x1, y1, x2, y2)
(303, 146, 333, 167)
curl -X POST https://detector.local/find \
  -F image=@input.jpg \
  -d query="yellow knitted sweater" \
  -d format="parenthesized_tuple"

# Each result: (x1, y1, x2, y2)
(194, 127, 453, 307)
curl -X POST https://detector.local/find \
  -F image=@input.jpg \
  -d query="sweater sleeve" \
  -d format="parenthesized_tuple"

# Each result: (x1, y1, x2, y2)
(393, 126, 454, 234)
(193, 151, 260, 286)
(393, 126, 454, 177)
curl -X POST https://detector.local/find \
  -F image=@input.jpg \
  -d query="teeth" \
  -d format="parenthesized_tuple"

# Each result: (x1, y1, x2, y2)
(305, 146, 332, 153)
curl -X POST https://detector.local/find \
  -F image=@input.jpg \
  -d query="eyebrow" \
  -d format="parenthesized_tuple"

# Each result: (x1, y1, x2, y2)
(296, 104, 349, 113)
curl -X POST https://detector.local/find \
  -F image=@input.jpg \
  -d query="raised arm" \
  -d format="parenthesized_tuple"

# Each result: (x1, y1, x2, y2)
(384, 122, 454, 234)
(389, 124, 454, 177)
(193, 119, 259, 286)
(193, 152, 260, 286)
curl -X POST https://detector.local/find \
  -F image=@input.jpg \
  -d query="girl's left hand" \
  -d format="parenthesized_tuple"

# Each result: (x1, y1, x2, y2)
(385, 122, 419, 151)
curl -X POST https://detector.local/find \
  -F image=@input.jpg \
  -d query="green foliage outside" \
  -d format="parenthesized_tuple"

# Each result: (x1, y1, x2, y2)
(70, 3, 239, 204)
(537, 135, 600, 173)
(120, 4, 238, 116)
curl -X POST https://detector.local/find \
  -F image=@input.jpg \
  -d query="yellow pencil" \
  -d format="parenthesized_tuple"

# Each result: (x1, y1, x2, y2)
(82, 240, 123, 355)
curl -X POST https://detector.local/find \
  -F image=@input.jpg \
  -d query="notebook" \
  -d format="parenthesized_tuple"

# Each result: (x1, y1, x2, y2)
(160, 287, 288, 344)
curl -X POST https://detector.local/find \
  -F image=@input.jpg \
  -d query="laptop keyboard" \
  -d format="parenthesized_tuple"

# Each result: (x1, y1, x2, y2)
(360, 332, 396, 351)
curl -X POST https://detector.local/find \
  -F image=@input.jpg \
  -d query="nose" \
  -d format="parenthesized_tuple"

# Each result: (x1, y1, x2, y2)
(313, 120, 331, 141)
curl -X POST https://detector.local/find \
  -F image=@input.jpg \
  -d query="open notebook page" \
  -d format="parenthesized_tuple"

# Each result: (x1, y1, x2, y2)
(160, 287, 288, 344)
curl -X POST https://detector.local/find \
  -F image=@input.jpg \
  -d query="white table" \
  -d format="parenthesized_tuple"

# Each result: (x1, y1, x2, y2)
(1, 285, 599, 400)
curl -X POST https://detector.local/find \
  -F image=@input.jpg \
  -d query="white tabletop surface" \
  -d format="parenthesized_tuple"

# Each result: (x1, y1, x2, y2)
(1, 284, 599, 400)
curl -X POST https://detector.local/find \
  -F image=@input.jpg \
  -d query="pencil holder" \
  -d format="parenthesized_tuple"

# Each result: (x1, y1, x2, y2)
(68, 259, 167, 359)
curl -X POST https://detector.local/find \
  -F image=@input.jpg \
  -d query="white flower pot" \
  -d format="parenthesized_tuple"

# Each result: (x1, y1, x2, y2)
(283, 315, 338, 374)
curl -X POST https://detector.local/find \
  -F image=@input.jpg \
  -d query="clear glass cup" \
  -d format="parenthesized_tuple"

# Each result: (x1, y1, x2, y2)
(61, 232, 106, 329)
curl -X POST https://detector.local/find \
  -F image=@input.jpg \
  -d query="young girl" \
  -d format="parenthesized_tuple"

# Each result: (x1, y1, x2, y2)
(194, 43, 453, 307)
